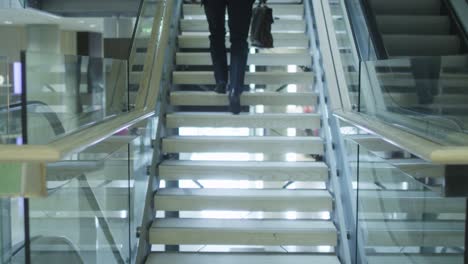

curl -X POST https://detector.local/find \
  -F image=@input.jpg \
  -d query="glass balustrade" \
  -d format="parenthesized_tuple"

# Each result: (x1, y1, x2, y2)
(21, 52, 128, 145)
(360, 56, 468, 146)
(3, 118, 157, 263)
(336, 118, 466, 264)
(0, 0, 165, 262)
(0, 56, 23, 145)
(128, 0, 164, 107)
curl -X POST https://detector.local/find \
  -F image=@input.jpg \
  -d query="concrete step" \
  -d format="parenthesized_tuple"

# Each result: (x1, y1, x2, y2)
(180, 19, 306, 33)
(146, 253, 341, 264)
(166, 112, 321, 129)
(172, 71, 314, 85)
(178, 33, 309, 49)
(155, 188, 332, 212)
(162, 136, 324, 154)
(150, 218, 337, 246)
(182, 4, 304, 19)
(176, 52, 311, 66)
(158, 160, 329, 181)
(170, 91, 318, 106)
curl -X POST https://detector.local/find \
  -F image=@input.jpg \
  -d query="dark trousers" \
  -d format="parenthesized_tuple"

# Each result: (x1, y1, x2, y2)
(410, 57, 441, 105)
(203, 0, 255, 94)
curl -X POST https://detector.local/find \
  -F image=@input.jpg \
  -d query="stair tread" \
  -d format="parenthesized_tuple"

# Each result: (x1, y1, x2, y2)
(158, 160, 328, 181)
(157, 188, 331, 198)
(150, 218, 337, 246)
(166, 112, 321, 129)
(155, 188, 332, 211)
(183, 4, 304, 18)
(180, 19, 306, 33)
(176, 52, 311, 66)
(147, 253, 341, 264)
(178, 34, 308, 48)
(152, 218, 335, 230)
(162, 136, 324, 154)
(172, 71, 314, 85)
(170, 91, 318, 106)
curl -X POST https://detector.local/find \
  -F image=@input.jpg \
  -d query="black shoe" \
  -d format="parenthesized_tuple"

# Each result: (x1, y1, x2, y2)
(214, 83, 227, 94)
(229, 90, 241, 115)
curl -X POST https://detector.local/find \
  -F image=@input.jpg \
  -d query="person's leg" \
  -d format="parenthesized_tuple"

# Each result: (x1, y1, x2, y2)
(227, 0, 255, 95)
(226, 0, 255, 114)
(203, 0, 228, 93)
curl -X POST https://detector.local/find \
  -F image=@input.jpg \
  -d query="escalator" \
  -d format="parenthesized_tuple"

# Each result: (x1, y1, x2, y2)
(369, 0, 467, 57)
(357, 0, 468, 142)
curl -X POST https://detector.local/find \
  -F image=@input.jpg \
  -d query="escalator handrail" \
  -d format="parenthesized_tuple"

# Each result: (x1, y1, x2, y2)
(444, 0, 468, 53)
(358, 0, 388, 59)
(127, 0, 146, 60)
(1, 101, 65, 136)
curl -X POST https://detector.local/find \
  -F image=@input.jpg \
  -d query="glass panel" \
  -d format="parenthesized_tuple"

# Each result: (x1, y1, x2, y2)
(0, 57, 23, 144)
(27, 138, 132, 263)
(360, 56, 468, 146)
(129, 118, 156, 262)
(23, 52, 128, 144)
(328, 0, 361, 109)
(128, 0, 164, 107)
(340, 124, 466, 263)
(1, 198, 26, 263)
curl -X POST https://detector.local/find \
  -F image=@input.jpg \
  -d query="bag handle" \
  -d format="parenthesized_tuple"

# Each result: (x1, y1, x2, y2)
(257, 0, 267, 6)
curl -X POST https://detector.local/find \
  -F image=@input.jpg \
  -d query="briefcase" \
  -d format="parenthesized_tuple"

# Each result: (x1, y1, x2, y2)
(250, 0, 274, 48)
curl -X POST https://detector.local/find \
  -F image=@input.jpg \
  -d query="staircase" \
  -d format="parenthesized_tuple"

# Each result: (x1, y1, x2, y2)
(146, 1, 341, 263)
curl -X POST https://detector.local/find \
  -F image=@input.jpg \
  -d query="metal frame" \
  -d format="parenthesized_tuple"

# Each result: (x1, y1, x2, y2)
(306, 0, 352, 263)
(136, 0, 183, 261)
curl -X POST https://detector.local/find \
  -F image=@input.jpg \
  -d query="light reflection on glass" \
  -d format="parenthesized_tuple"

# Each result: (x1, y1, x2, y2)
(286, 211, 297, 219)
(286, 153, 297, 162)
